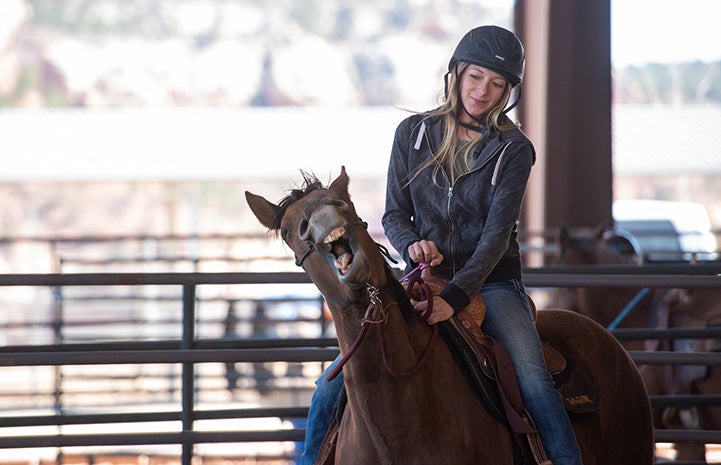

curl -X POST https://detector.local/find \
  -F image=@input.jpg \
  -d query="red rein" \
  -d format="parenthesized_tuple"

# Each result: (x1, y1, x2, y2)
(326, 264, 438, 381)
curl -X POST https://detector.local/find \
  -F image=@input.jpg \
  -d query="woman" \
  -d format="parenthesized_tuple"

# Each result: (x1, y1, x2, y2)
(300, 25, 583, 465)
(381, 25, 583, 465)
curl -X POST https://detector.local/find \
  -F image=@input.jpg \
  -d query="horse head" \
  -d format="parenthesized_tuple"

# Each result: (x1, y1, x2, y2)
(552, 223, 651, 331)
(245, 166, 389, 310)
(557, 223, 643, 266)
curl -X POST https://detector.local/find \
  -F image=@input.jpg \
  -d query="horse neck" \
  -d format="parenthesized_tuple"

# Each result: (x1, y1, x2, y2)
(336, 286, 491, 463)
(331, 284, 506, 463)
(302, 258, 356, 311)
(336, 284, 441, 403)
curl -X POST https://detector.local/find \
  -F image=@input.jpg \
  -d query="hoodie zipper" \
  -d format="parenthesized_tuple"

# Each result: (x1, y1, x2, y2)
(446, 184, 457, 275)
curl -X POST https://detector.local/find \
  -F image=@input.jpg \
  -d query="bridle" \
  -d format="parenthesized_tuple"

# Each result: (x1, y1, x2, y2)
(326, 265, 439, 381)
(294, 240, 317, 267)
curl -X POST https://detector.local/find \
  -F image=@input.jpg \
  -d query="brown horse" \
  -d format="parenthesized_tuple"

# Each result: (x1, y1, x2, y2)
(552, 225, 721, 462)
(246, 167, 653, 465)
(551, 225, 655, 350)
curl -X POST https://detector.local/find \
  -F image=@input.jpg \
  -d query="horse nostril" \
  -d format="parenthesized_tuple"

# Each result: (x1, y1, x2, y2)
(299, 218, 310, 240)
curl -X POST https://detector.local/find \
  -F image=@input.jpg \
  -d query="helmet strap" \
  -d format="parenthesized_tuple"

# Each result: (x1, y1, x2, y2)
(451, 112, 491, 136)
(444, 71, 451, 99)
(503, 85, 522, 115)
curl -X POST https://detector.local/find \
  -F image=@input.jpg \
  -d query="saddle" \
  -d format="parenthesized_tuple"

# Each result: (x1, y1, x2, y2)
(440, 307, 600, 420)
(408, 268, 599, 418)
(412, 269, 598, 465)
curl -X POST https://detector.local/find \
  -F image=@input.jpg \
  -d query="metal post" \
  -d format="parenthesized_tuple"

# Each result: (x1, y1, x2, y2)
(52, 245, 64, 465)
(181, 285, 196, 465)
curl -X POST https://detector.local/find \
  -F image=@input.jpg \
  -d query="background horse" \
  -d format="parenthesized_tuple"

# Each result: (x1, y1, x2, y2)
(551, 224, 721, 462)
(246, 167, 653, 465)
(550, 224, 655, 347)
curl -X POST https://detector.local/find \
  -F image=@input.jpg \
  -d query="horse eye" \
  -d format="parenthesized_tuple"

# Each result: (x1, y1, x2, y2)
(280, 227, 289, 240)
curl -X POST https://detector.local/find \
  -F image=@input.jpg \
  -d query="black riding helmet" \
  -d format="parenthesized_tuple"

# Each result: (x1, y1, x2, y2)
(449, 25, 525, 87)
(445, 25, 525, 130)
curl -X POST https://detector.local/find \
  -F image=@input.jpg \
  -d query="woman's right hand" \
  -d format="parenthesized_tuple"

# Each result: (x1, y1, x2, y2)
(412, 296, 454, 325)
(408, 240, 444, 266)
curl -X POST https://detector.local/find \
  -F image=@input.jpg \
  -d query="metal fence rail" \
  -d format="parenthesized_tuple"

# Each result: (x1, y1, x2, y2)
(1, 269, 721, 464)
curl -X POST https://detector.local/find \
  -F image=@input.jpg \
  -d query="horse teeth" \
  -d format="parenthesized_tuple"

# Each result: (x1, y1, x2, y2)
(323, 226, 345, 244)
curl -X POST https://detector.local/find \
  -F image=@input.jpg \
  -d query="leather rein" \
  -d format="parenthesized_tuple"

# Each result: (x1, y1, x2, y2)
(326, 264, 439, 381)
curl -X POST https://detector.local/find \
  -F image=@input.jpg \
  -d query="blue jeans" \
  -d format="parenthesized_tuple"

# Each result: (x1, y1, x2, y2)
(301, 279, 583, 465)
(299, 356, 344, 465)
(482, 279, 583, 465)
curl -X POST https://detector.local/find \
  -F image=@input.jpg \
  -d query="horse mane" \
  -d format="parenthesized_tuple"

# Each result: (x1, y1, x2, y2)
(383, 261, 417, 324)
(269, 171, 324, 231)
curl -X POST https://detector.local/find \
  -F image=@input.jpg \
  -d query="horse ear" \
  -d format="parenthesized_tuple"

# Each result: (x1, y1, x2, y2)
(329, 166, 350, 196)
(245, 191, 280, 230)
(558, 225, 571, 251)
(592, 218, 614, 238)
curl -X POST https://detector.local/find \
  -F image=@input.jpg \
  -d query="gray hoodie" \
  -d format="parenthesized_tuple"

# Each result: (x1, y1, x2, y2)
(382, 112, 536, 313)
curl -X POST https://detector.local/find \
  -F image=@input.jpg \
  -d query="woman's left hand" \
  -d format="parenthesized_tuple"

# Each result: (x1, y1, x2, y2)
(407, 240, 444, 267)
(412, 296, 454, 325)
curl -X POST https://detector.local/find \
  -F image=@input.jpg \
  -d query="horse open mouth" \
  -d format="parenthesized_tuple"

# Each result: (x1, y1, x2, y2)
(323, 225, 354, 276)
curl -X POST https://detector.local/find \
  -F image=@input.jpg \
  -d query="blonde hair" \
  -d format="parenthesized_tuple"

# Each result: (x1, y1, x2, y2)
(409, 62, 518, 185)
